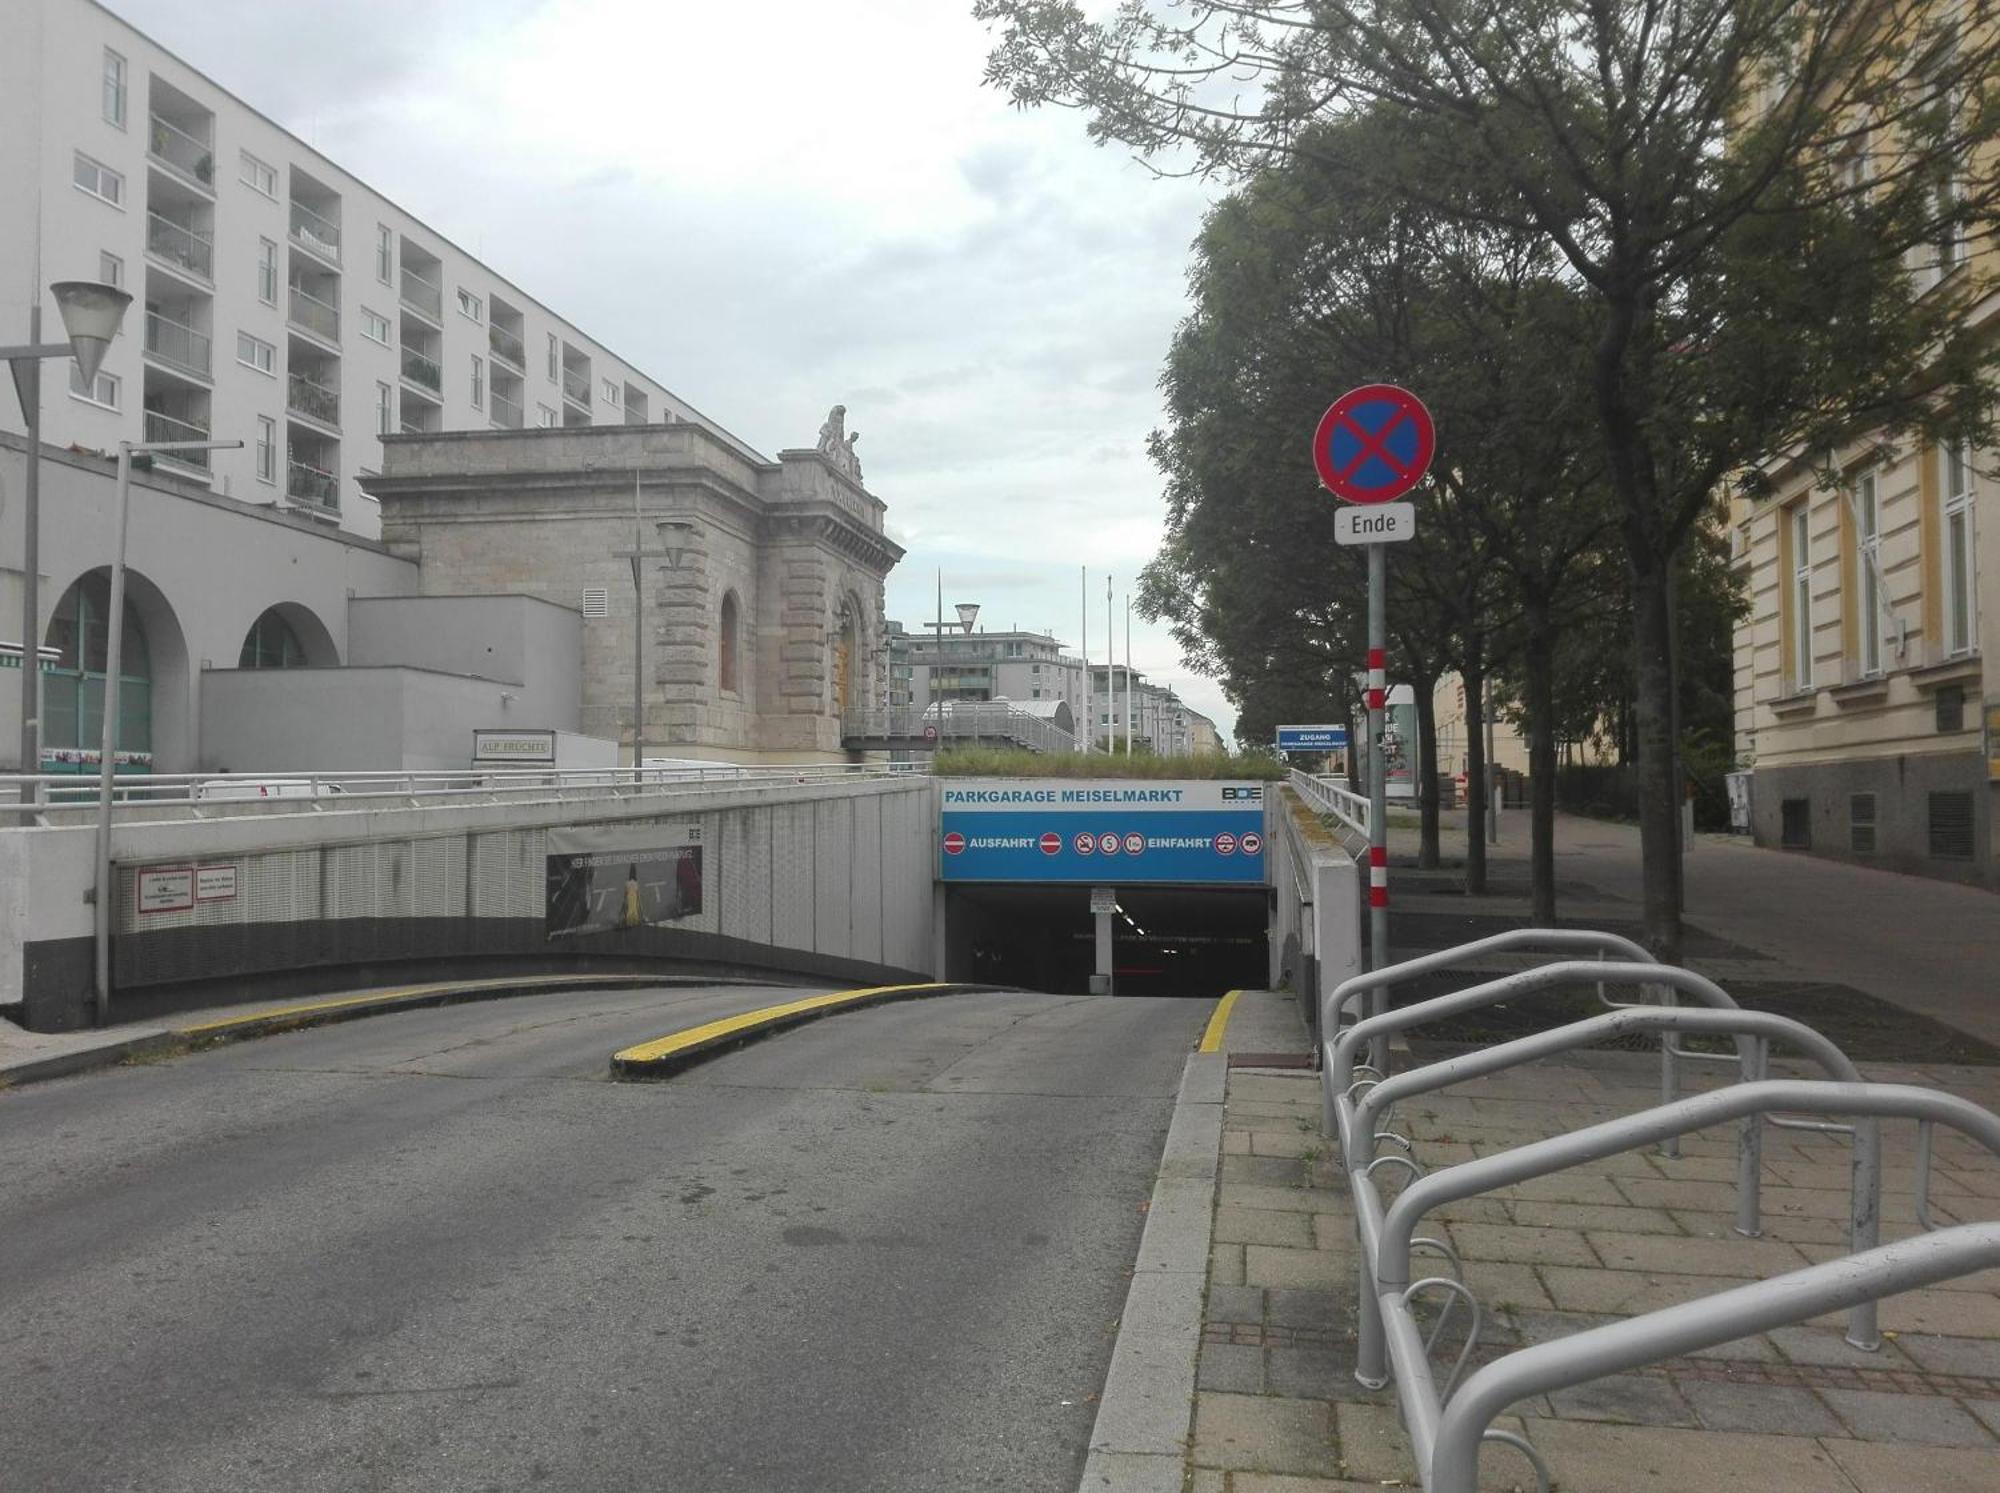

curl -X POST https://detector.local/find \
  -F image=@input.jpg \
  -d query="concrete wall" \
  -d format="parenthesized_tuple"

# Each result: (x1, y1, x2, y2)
(1752, 751, 1991, 884)
(5, 774, 937, 1029)
(348, 593, 582, 728)
(198, 665, 541, 772)
(1270, 786, 1363, 1039)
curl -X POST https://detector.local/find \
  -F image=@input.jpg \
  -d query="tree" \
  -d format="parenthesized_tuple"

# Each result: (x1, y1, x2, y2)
(980, 0, 2000, 958)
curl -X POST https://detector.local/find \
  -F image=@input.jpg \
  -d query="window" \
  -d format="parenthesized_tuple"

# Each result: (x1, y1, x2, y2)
(360, 307, 390, 345)
(1850, 794, 1877, 855)
(603, 378, 620, 405)
(1790, 505, 1812, 690)
(1855, 469, 1882, 678)
(1942, 441, 1976, 657)
(375, 224, 392, 283)
(1780, 798, 1812, 849)
(537, 402, 558, 427)
(470, 355, 484, 410)
(1938, 685, 1966, 734)
(457, 288, 483, 321)
(67, 362, 119, 409)
(98, 250, 123, 288)
(43, 572, 151, 759)
(1930, 791, 1975, 860)
(256, 237, 278, 305)
(239, 150, 277, 198)
(719, 593, 740, 693)
(376, 381, 392, 435)
(102, 49, 126, 128)
(73, 152, 123, 206)
(255, 416, 276, 483)
(236, 331, 275, 374)
(547, 333, 558, 381)
(239, 608, 310, 669)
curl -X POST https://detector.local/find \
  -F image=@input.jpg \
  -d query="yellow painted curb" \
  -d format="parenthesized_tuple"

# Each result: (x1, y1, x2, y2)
(611, 982, 956, 1075)
(1198, 990, 1243, 1054)
(175, 973, 660, 1038)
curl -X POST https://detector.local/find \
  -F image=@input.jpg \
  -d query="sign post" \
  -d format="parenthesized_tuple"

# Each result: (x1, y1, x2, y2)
(1313, 384, 1435, 987)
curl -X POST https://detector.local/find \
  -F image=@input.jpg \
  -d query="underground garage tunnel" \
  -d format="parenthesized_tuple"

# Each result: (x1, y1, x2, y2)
(942, 883, 1270, 997)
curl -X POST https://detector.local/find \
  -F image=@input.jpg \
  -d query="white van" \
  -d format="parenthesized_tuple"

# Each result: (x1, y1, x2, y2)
(192, 778, 347, 802)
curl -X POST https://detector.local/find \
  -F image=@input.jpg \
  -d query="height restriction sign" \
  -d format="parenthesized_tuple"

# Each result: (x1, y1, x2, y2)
(1312, 384, 1435, 504)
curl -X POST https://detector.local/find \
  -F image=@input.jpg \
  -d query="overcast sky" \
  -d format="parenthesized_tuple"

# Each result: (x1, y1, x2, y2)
(104, 0, 1238, 742)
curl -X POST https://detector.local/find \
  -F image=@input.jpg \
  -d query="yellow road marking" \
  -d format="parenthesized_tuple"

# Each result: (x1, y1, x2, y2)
(612, 983, 948, 1068)
(1198, 990, 1243, 1054)
(175, 974, 652, 1037)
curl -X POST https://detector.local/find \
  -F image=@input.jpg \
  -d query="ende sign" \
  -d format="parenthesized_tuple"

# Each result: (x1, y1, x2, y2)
(1335, 502, 1415, 546)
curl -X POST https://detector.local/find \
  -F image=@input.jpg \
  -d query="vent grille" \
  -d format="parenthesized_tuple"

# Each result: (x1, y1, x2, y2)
(1929, 791, 1975, 860)
(1849, 793, 1877, 855)
(1781, 797, 1811, 849)
(581, 587, 609, 618)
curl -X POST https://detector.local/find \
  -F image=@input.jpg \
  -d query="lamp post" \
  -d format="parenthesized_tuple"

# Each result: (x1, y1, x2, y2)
(94, 431, 240, 1024)
(611, 467, 696, 775)
(4, 280, 132, 790)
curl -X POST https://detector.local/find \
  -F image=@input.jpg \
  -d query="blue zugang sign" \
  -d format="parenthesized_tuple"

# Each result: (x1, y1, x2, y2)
(939, 779, 1268, 885)
(1276, 725, 1349, 752)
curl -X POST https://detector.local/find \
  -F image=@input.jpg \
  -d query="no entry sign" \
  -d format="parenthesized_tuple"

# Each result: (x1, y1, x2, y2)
(1313, 385, 1434, 504)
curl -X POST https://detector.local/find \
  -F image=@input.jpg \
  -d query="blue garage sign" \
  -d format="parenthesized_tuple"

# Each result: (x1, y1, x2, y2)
(1276, 724, 1348, 752)
(940, 779, 1268, 885)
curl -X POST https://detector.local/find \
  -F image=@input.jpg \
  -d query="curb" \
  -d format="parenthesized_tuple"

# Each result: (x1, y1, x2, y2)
(1077, 1048, 1226, 1492)
(609, 982, 1012, 1079)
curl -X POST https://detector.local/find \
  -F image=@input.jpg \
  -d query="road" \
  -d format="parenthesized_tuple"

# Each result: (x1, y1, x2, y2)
(0, 982, 1209, 1492)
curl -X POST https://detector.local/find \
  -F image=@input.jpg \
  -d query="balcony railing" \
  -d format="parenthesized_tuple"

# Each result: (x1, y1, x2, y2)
(400, 348, 442, 394)
(562, 367, 592, 406)
(287, 283, 340, 342)
(488, 324, 526, 369)
(289, 200, 341, 263)
(143, 408, 212, 470)
(491, 389, 523, 429)
(146, 211, 213, 280)
(143, 311, 211, 379)
(286, 459, 338, 509)
(146, 113, 214, 190)
(287, 371, 340, 427)
(399, 267, 442, 322)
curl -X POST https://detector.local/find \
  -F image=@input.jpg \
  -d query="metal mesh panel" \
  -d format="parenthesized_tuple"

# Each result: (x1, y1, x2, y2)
(771, 800, 816, 949)
(718, 808, 755, 942)
(850, 793, 884, 964)
(411, 836, 465, 917)
(814, 797, 854, 957)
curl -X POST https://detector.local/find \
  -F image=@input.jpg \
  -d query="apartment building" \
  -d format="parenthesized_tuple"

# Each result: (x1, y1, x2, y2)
(0, 0, 752, 537)
(889, 625, 1092, 732)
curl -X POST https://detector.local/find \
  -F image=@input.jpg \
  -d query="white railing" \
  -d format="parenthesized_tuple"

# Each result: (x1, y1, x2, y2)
(146, 113, 214, 188)
(491, 389, 523, 429)
(146, 212, 213, 280)
(289, 200, 341, 263)
(841, 702, 1077, 755)
(562, 367, 592, 406)
(489, 324, 526, 369)
(144, 311, 211, 378)
(143, 409, 212, 469)
(401, 347, 442, 393)
(287, 283, 340, 342)
(286, 459, 338, 508)
(286, 371, 339, 427)
(1290, 766, 1368, 836)
(400, 266, 442, 321)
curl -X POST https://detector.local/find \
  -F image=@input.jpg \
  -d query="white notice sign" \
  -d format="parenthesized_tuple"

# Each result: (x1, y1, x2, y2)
(1090, 886, 1117, 915)
(196, 864, 239, 902)
(1334, 502, 1416, 546)
(135, 866, 194, 914)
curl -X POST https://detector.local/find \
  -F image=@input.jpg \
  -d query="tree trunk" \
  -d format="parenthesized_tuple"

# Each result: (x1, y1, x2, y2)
(1462, 658, 1488, 895)
(1629, 559, 1684, 961)
(1414, 673, 1441, 868)
(1346, 702, 1362, 793)
(1524, 599, 1558, 924)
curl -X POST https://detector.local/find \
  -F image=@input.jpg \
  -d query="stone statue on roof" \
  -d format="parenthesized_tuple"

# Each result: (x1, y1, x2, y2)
(817, 404, 863, 482)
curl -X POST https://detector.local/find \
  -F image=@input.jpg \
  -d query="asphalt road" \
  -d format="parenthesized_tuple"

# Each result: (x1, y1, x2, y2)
(0, 981, 1209, 1492)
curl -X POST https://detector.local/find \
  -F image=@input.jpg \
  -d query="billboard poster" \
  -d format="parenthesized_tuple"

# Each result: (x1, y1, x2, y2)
(1383, 696, 1419, 800)
(939, 779, 1267, 885)
(545, 822, 704, 939)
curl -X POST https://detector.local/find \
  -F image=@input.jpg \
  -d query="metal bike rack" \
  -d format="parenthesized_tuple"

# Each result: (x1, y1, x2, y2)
(1316, 933, 2000, 1491)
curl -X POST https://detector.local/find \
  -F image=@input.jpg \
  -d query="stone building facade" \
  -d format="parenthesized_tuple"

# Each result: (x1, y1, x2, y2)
(364, 418, 903, 763)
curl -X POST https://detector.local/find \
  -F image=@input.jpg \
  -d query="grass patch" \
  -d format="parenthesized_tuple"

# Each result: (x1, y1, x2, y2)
(932, 748, 1284, 779)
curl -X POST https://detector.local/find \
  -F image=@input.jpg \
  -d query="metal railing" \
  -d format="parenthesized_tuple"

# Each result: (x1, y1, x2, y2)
(146, 211, 213, 280)
(142, 409, 211, 470)
(146, 113, 214, 188)
(400, 348, 442, 393)
(1317, 931, 2000, 1492)
(287, 283, 340, 342)
(286, 371, 340, 427)
(289, 199, 341, 262)
(562, 366, 592, 406)
(286, 459, 337, 508)
(1290, 767, 1368, 837)
(489, 323, 526, 369)
(840, 702, 1077, 755)
(143, 310, 211, 379)
(490, 389, 523, 429)
(399, 266, 442, 322)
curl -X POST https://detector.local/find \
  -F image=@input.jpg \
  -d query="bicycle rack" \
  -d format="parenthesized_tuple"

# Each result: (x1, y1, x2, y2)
(1318, 933, 2000, 1491)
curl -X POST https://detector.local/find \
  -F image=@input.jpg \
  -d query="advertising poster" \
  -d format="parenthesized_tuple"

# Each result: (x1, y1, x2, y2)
(939, 780, 1267, 885)
(545, 822, 704, 939)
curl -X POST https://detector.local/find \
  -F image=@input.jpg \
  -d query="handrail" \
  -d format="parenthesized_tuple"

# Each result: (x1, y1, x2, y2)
(1289, 767, 1368, 837)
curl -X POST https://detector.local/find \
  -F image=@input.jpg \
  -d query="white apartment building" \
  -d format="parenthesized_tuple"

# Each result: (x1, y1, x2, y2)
(0, 0, 755, 538)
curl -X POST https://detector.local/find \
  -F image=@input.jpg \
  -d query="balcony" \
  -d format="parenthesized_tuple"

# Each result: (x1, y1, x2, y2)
(143, 312, 211, 380)
(286, 459, 338, 510)
(489, 324, 526, 370)
(143, 408, 211, 471)
(400, 348, 443, 395)
(287, 284, 340, 343)
(561, 367, 592, 407)
(490, 389, 523, 429)
(146, 113, 214, 191)
(286, 371, 340, 428)
(289, 201, 341, 264)
(399, 267, 442, 323)
(146, 212, 213, 281)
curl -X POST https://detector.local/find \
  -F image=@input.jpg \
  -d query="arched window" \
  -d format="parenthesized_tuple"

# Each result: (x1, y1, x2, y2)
(239, 607, 310, 668)
(43, 571, 151, 758)
(718, 591, 740, 694)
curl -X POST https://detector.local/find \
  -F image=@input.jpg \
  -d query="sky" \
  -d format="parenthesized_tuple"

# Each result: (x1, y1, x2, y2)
(103, 0, 1239, 742)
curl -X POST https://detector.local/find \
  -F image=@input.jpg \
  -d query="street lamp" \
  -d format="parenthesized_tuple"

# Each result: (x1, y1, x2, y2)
(5, 280, 133, 789)
(94, 432, 239, 1024)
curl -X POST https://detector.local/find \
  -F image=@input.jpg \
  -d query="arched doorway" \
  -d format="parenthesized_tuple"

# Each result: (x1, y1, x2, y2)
(42, 571, 153, 770)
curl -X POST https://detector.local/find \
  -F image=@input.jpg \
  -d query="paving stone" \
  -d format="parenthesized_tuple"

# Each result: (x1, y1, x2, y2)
(1680, 1379, 1842, 1437)
(1190, 1392, 1337, 1477)
(1246, 1245, 1352, 1289)
(1447, 1221, 1599, 1267)
(1819, 1387, 1995, 1446)
(1230, 1477, 1392, 1492)
(1966, 1398, 2000, 1438)
(1457, 1260, 1556, 1312)
(1673, 1207, 1849, 1245)
(1197, 1341, 1264, 1395)
(1539, 1372, 1696, 1427)
(1267, 1287, 1342, 1332)
(1330, 1401, 1418, 1483)
(1767, 1323, 1913, 1369)
(1223, 1154, 1312, 1187)
(1251, 1129, 1324, 1159)
(1267, 1343, 1346, 1398)
(1494, 1172, 1628, 1206)
(1210, 1244, 1244, 1288)
(1820, 1439, 2000, 1492)
(1613, 1176, 1751, 1212)
(1205, 1283, 1265, 1326)
(1222, 1131, 1252, 1156)
(1584, 1229, 1810, 1277)
(1510, 1200, 1682, 1234)
(1189, 1471, 1226, 1493)
(1852, 1290, 2000, 1339)
(1895, 1332, 2000, 1380)
(1216, 1205, 1315, 1249)
(1541, 1264, 1755, 1316)
(1220, 1183, 1322, 1215)
(1523, 1417, 1858, 1491)
(1311, 1213, 1360, 1252)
